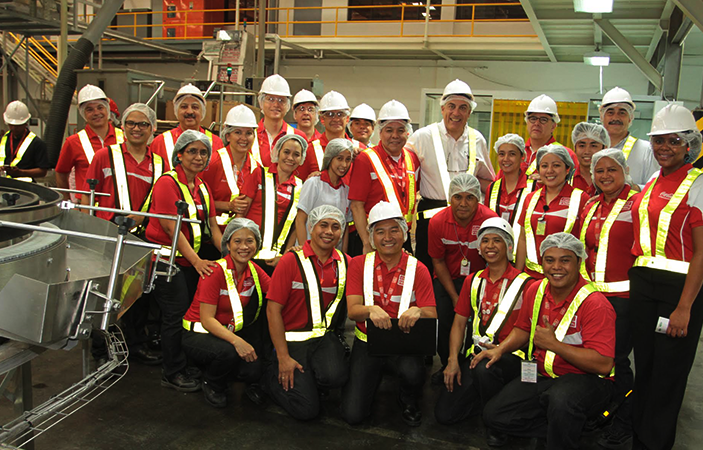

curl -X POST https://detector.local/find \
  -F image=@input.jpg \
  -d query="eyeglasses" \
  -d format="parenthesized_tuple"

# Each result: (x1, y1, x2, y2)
(183, 148, 210, 157)
(527, 115, 552, 124)
(264, 95, 287, 104)
(323, 111, 348, 119)
(652, 136, 686, 147)
(295, 106, 316, 113)
(124, 120, 151, 129)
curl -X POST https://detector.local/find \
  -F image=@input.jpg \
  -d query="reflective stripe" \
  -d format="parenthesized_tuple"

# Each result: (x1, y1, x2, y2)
(579, 191, 635, 293)
(163, 128, 214, 163)
(78, 130, 96, 163)
(251, 124, 294, 166)
(525, 141, 561, 176)
(108, 144, 164, 214)
(215, 147, 258, 225)
(0, 131, 37, 167)
(488, 179, 501, 212)
(356, 252, 418, 342)
(523, 187, 583, 274)
(255, 167, 301, 259)
(488, 177, 535, 260)
(429, 123, 477, 200)
(420, 207, 444, 219)
(115, 128, 125, 144)
(286, 249, 347, 341)
(312, 140, 324, 168)
(633, 255, 689, 274)
(365, 148, 417, 223)
(621, 135, 637, 160)
(139, 155, 164, 213)
(161, 170, 210, 256)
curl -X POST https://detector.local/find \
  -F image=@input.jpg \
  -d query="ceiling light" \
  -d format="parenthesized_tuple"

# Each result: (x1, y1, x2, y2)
(574, 0, 613, 13)
(584, 50, 610, 66)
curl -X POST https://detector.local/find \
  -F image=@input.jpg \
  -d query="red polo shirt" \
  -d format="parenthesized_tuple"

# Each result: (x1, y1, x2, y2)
(580, 186, 635, 297)
(427, 204, 498, 278)
(514, 277, 615, 377)
(455, 264, 533, 344)
(524, 136, 579, 175)
(242, 164, 300, 228)
(484, 171, 536, 223)
(256, 119, 318, 180)
(571, 171, 596, 196)
(631, 164, 703, 262)
(185, 255, 271, 325)
(150, 125, 223, 171)
(81, 143, 160, 221)
(204, 147, 261, 204)
(267, 241, 350, 332)
(347, 252, 435, 336)
(145, 164, 216, 265)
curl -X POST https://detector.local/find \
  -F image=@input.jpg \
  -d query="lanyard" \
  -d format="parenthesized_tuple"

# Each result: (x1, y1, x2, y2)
(376, 263, 402, 307)
(8, 130, 28, 160)
(480, 278, 508, 323)
(542, 297, 569, 329)
(382, 150, 407, 200)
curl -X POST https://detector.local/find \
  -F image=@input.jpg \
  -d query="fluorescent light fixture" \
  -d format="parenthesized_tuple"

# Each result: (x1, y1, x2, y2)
(574, 0, 613, 13)
(216, 29, 233, 41)
(584, 50, 610, 66)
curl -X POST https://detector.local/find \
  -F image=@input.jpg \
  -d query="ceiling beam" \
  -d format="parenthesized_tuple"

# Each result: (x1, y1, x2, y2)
(674, 0, 703, 33)
(646, 0, 675, 60)
(519, 0, 557, 62)
(595, 18, 662, 92)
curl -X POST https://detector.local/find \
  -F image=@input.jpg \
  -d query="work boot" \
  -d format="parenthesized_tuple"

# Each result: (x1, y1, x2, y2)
(161, 371, 201, 393)
(202, 381, 227, 408)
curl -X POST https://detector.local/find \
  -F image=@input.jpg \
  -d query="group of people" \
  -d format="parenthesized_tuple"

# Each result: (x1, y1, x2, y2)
(2, 74, 702, 450)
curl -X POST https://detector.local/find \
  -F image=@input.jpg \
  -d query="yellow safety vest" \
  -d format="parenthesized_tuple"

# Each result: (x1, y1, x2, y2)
(523, 187, 583, 274)
(251, 123, 295, 166)
(78, 127, 125, 164)
(578, 190, 635, 292)
(311, 139, 324, 169)
(215, 147, 259, 226)
(163, 128, 214, 164)
(365, 148, 417, 224)
(107, 144, 164, 213)
(525, 141, 563, 176)
(182, 259, 262, 333)
(634, 168, 702, 274)
(621, 135, 637, 160)
(354, 252, 418, 342)
(466, 270, 532, 357)
(487, 177, 536, 260)
(0, 131, 37, 181)
(285, 249, 347, 342)
(527, 280, 600, 378)
(255, 167, 301, 260)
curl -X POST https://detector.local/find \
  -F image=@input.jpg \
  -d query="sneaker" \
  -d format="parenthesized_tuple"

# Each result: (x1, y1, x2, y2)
(598, 424, 632, 449)
(244, 383, 266, 406)
(161, 372, 201, 393)
(202, 382, 227, 408)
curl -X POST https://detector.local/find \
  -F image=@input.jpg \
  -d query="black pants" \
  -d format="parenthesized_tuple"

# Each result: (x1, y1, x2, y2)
(414, 198, 447, 273)
(484, 373, 614, 450)
(119, 292, 155, 348)
(630, 267, 703, 450)
(604, 295, 634, 430)
(264, 332, 348, 420)
(435, 353, 521, 425)
(340, 337, 425, 425)
(181, 326, 263, 392)
(434, 277, 466, 367)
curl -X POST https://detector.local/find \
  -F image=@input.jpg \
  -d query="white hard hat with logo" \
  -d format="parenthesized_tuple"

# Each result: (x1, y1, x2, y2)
(442, 79, 477, 111)
(648, 104, 697, 135)
(260, 74, 291, 97)
(319, 91, 350, 112)
(367, 201, 404, 228)
(78, 84, 108, 105)
(525, 94, 560, 123)
(174, 83, 206, 104)
(378, 100, 411, 123)
(224, 104, 258, 128)
(350, 103, 376, 123)
(600, 87, 636, 110)
(3, 100, 31, 125)
(293, 89, 318, 106)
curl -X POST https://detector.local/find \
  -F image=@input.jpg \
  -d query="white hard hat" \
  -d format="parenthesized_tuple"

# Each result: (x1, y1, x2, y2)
(600, 87, 635, 110)
(478, 217, 514, 240)
(293, 89, 318, 106)
(367, 201, 403, 228)
(174, 83, 205, 104)
(525, 94, 560, 123)
(350, 103, 376, 123)
(442, 79, 477, 111)
(319, 91, 350, 112)
(377, 99, 411, 123)
(259, 74, 291, 97)
(78, 84, 108, 105)
(224, 104, 258, 128)
(648, 104, 697, 136)
(3, 100, 30, 125)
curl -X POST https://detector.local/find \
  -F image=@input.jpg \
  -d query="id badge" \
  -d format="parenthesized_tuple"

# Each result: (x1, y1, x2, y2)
(227, 323, 235, 332)
(536, 218, 546, 236)
(655, 316, 669, 334)
(521, 360, 538, 383)
(460, 259, 471, 276)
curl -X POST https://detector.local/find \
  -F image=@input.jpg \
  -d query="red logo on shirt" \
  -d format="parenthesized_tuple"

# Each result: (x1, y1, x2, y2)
(559, 197, 571, 206)
(398, 274, 405, 286)
(471, 225, 481, 235)
(659, 192, 674, 201)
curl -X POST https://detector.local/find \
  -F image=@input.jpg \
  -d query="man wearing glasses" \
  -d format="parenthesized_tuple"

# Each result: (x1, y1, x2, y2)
(292, 89, 322, 142)
(309, 91, 363, 169)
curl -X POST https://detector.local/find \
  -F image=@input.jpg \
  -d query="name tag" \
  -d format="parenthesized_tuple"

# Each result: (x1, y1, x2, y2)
(521, 360, 538, 383)
(536, 218, 546, 236)
(460, 259, 471, 276)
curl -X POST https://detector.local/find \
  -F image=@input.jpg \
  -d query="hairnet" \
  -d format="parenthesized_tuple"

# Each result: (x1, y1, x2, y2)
(379, 120, 413, 135)
(121, 103, 157, 144)
(535, 144, 576, 180)
(257, 93, 291, 113)
(221, 218, 262, 256)
(540, 232, 588, 260)
(173, 94, 206, 118)
(78, 99, 109, 121)
(448, 173, 481, 200)
(271, 134, 308, 164)
(679, 131, 703, 163)
(600, 102, 635, 123)
(172, 129, 212, 169)
(220, 125, 255, 147)
(369, 218, 408, 250)
(571, 122, 611, 148)
(494, 133, 526, 156)
(440, 94, 475, 111)
(590, 148, 636, 193)
(307, 205, 346, 234)
(321, 138, 354, 171)
(478, 227, 514, 262)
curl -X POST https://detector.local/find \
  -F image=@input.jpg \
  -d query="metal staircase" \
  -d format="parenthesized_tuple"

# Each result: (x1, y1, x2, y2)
(0, 32, 58, 100)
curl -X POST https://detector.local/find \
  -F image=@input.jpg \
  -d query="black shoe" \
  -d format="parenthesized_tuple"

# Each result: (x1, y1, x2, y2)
(185, 366, 202, 379)
(147, 332, 161, 351)
(202, 382, 227, 408)
(397, 396, 422, 427)
(161, 372, 201, 393)
(431, 366, 446, 386)
(129, 347, 163, 366)
(244, 383, 266, 406)
(597, 424, 632, 449)
(486, 429, 508, 447)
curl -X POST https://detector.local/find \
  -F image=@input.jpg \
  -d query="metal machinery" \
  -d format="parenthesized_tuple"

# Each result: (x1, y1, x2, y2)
(0, 178, 192, 449)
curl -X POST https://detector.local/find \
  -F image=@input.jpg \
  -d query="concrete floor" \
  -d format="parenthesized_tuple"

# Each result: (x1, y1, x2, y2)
(2, 334, 703, 450)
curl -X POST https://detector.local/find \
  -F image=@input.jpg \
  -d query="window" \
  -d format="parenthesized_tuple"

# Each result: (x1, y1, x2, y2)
(456, 0, 526, 21)
(348, 1, 441, 22)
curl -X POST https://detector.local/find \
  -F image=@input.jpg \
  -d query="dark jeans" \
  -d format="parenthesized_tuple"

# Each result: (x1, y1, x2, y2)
(434, 277, 466, 367)
(265, 331, 348, 420)
(484, 374, 614, 450)
(119, 292, 154, 348)
(435, 353, 521, 425)
(341, 337, 425, 425)
(605, 295, 634, 430)
(181, 327, 263, 392)
(630, 267, 703, 450)
(415, 198, 447, 274)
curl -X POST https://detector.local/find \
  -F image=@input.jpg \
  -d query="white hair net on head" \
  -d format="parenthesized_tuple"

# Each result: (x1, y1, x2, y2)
(271, 134, 308, 164)
(571, 122, 611, 148)
(321, 138, 354, 171)
(440, 94, 476, 111)
(173, 129, 212, 169)
(221, 218, 262, 256)
(494, 133, 526, 156)
(536, 144, 576, 180)
(379, 120, 412, 134)
(173, 94, 206, 118)
(307, 205, 346, 234)
(679, 131, 703, 163)
(600, 102, 635, 123)
(540, 232, 588, 260)
(122, 103, 157, 130)
(590, 148, 635, 193)
(79, 99, 109, 121)
(478, 227, 514, 262)
(448, 173, 481, 200)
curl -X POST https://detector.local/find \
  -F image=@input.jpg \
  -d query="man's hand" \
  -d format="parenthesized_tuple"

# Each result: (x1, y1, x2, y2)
(368, 305, 392, 330)
(398, 306, 422, 333)
(443, 358, 462, 392)
(193, 258, 218, 279)
(534, 317, 559, 351)
(470, 347, 502, 370)
(278, 355, 304, 391)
